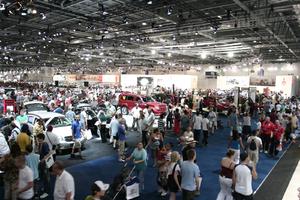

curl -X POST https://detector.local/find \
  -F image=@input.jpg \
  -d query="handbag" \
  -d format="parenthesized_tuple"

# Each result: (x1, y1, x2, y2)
(83, 129, 93, 140)
(167, 163, 181, 191)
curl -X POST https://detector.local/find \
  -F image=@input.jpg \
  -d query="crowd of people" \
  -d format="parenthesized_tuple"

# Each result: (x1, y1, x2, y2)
(0, 83, 299, 200)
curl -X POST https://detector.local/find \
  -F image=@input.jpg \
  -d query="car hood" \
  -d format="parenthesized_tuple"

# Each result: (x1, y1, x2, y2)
(52, 126, 72, 138)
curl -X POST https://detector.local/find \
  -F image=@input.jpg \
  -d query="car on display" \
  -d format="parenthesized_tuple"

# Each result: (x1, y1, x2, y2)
(152, 93, 176, 105)
(203, 96, 231, 112)
(118, 92, 167, 115)
(24, 101, 49, 113)
(27, 111, 85, 152)
(75, 103, 99, 135)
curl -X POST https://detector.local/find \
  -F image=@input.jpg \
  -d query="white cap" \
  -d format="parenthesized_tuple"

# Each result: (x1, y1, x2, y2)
(94, 181, 109, 191)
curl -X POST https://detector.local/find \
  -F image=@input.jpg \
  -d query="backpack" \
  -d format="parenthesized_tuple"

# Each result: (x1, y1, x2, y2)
(249, 139, 257, 151)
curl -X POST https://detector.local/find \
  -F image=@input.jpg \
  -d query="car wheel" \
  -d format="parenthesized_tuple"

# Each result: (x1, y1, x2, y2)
(121, 106, 129, 115)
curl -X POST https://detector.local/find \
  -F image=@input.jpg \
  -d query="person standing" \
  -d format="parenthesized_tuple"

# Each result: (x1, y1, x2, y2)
(167, 151, 181, 200)
(139, 111, 149, 148)
(126, 142, 148, 191)
(261, 117, 274, 153)
(44, 125, 60, 161)
(15, 154, 34, 200)
(192, 111, 202, 143)
(181, 110, 190, 135)
(173, 109, 181, 136)
(52, 161, 75, 200)
(232, 153, 257, 200)
(16, 124, 32, 153)
(158, 113, 166, 138)
(147, 109, 155, 132)
(242, 113, 252, 139)
(216, 150, 235, 200)
(228, 130, 244, 164)
(71, 115, 83, 159)
(166, 106, 173, 130)
(131, 103, 141, 131)
(37, 134, 51, 199)
(16, 109, 28, 125)
(65, 107, 76, 122)
(25, 144, 40, 198)
(246, 130, 262, 167)
(269, 120, 284, 158)
(117, 118, 126, 162)
(181, 149, 201, 200)
(148, 128, 164, 167)
(208, 107, 217, 134)
(202, 114, 209, 146)
(109, 114, 119, 149)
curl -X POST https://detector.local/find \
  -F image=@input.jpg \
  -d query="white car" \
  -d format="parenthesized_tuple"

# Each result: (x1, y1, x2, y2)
(24, 101, 49, 113)
(27, 111, 84, 151)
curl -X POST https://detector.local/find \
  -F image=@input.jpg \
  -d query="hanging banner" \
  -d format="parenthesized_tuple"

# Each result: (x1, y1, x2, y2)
(250, 76, 275, 86)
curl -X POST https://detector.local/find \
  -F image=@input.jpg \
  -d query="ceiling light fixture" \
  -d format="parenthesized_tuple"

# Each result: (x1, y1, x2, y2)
(142, 22, 147, 26)
(0, 3, 5, 11)
(147, 1, 152, 5)
(200, 52, 207, 59)
(167, 7, 172, 15)
(167, 53, 172, 57)
(40, 13, 46, 19)
(151, 49, 156, 54)
(227, 52, 234, 58)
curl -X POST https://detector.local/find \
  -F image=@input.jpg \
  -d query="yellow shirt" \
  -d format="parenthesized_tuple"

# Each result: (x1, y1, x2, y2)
(16, 132, 31, 152)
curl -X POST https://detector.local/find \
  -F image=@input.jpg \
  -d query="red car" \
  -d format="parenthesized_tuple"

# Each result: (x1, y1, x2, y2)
(118, 92, 167, 116)
(203, 96, 231, 112)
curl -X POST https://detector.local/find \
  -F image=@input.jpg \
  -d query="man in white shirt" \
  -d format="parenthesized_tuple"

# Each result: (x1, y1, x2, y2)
(147, 109, 155, 131)
(247, 130, 262, 167)
(193, 111, 202, 143)
(232, 153, 257, 200)
(44, 125, 60, 160)
(53, 161, 75, 200)
(15, 154, 34, 200)
(109, 115, 119, 149)
(131, 103, 142, 130)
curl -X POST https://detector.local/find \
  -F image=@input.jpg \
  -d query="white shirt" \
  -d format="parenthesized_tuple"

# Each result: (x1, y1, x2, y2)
(276, 104, 281, 112)
(167, 162, 181, 176)
(18, 166, 34, 199)
(131, 107, 142, 119)
(45, 131, 60, 154)
(54, 170, 75, 200)
(193, 115, 202, 130)
(147, 112, 155, 127)
(243, 116, 251, 126)
(0, 132, 10, 156)
(234, 164, 253, 196)
(143, 108, 149, 119)
(202, 118, 209, 131)
(247, 136, 262, 152)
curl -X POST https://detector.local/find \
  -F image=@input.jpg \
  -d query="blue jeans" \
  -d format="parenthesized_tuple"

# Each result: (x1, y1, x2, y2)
(135, 169, 144, 191)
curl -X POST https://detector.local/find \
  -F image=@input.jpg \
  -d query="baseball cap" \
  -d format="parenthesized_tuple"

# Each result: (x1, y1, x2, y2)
(94, 181, 109, 191)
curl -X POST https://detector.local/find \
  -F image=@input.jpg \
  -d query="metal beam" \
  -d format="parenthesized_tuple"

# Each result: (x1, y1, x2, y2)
(232, 0, 299, 58)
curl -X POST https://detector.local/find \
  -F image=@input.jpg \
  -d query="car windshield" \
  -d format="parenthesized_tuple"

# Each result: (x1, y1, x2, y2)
(26, 103, 48, 112)
(48, 117, 71, 128)
(142, 96, 155, 102)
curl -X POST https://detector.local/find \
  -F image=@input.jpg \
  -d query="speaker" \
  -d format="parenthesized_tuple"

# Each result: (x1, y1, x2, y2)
(55, 81, 58, 87)
(84, 81, 89, 87)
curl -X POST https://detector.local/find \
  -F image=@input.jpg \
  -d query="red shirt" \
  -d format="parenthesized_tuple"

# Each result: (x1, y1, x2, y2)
(261, 121, 274, 135)
(273, 124, 284, 141)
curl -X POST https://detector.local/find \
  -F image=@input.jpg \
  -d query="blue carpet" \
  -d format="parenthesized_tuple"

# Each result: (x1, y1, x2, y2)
(0, 116, 288, 200)
(66, 117, 288, 200)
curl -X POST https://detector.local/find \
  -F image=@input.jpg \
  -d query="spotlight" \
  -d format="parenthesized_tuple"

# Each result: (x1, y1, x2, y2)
(167, 53, 172, 57)
(142, 22, 147, 26)
(227, 52, 234, 58)
(167, 7, 172, 15)
(0, 3, 5, 11)
(32, 8, 37, 14)
(147, 1, 152, 5)
(200, 52, 207, 59)
(151, 49, 156, 54)
(40, 13, 46, 19)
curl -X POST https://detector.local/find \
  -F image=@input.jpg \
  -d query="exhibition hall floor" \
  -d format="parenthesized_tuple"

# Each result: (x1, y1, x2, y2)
(1, 116, 298, 200)
(60, 117, 298, 200)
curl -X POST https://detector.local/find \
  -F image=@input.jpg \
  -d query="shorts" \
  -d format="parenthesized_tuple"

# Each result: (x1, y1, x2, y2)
(73, 139, 81, 148)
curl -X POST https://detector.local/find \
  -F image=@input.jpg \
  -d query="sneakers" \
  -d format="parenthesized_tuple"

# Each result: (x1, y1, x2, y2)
(161, 190, 168, 196)
(40, 193, 48, 199)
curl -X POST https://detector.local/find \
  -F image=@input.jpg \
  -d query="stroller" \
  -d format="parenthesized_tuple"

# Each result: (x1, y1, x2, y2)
(104, 163, 139, 200)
